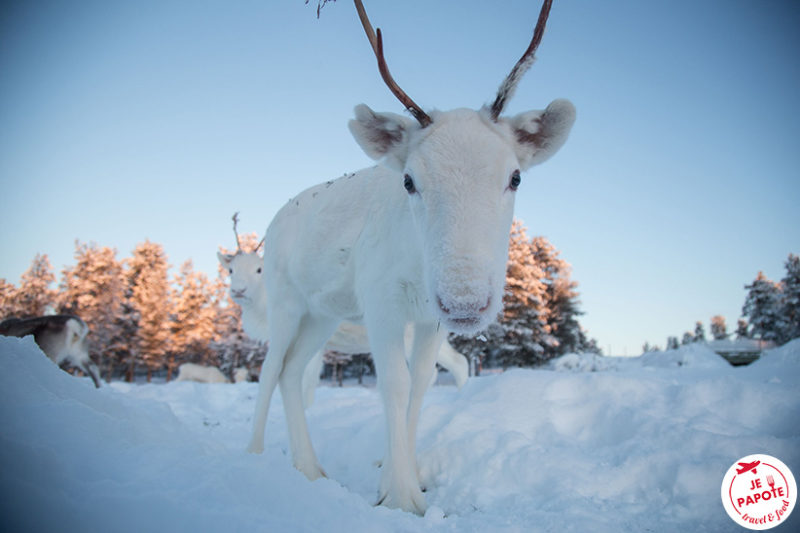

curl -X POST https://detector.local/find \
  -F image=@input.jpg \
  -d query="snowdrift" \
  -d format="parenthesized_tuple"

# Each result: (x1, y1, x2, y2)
(1, 336, 798, 532)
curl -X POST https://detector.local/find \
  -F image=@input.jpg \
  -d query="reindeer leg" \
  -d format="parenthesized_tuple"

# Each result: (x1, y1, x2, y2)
(278, 314, 337, 480)
(301, 350, 325, 410)
(406, 322, 443, 476)
(366, 309, 427, 515)
(82, 362, 103, 388)
(246, 303, 302, 454)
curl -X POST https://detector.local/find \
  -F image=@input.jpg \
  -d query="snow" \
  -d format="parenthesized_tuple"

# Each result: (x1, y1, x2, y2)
(2, 335, 799, 532)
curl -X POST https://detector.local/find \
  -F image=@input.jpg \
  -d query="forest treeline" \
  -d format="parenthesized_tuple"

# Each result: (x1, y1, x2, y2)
(0, 220, 597, 382)
(642, 254, 800, 353)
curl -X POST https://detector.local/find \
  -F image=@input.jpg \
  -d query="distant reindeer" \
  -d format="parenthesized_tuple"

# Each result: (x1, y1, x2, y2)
(0, 314, 102, 388)
(251, 0, 574, 514)
(175, 362, 229, 384)
(217, 214, 468, 406)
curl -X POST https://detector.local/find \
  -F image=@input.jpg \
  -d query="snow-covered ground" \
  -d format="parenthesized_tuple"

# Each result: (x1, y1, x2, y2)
(1, 337, 798, 532)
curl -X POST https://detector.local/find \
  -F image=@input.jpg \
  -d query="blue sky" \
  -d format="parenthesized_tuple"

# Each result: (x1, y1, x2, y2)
(1, 0, 798, 355)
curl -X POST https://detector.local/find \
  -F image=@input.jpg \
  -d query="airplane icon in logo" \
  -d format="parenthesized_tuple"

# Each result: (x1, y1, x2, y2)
(736, 460, 760, 475)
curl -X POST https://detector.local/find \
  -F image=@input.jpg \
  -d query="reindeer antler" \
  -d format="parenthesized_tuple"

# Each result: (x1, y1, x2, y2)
(354, 0, 432, 128)
(232, 212, 242, 253)
(489, 0, 553, 120)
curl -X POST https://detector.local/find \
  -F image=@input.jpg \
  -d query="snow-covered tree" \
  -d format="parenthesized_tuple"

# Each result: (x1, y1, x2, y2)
(693, 321, 706, 343)
(710, 315, 727, 340)
(450, 219, 595, 369)
(779, 253, 800, 342)
(681, 331, 694, 345)
(169, 260, 219, 380)
(127, 241, 171, 381)
(0, 278, 20, 319)
(666, 336, 680, 350)
(492, 220, 549, 368)
(742, 271, 783, 343)
(577, 331, 602, 355)
(531, 236, 583, 357)
(735, 319, 749, 340)
(58, 242, 125, 382)
(9, 254, 57, 317)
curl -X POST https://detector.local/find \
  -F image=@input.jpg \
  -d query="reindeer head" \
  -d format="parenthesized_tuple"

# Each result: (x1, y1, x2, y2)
(218, 251, 264, 303)
(349, 0, 575, 333)
(217, 212, 265, 304)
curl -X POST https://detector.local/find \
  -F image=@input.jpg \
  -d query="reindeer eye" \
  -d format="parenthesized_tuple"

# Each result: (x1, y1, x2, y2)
(256, 268, 262, 274)
(228, 268, 233, 274)
(403, 174, 417, 194)
(509, 170, 522, 191)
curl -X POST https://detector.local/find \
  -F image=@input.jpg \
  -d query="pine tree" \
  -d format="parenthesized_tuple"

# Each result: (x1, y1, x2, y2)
(693, 321, 706, 343)
(107, 284, 140, 381)
(169, 260, 219, 380)
(531, 236, 583, 357)
(127, 241, 171, 381)
(493, 220, 548, 368)
(0, 279, 20, 319)
(577, 331, 602, 354)
(710, 315, 727, 340)
(450, 219, 594, 369)
(742, 271, 783, 343)
(735, 319, 749, 340)
(681, 332, 694, 345)
(14, 254, 57, 317)
(666, 336, 680, 350)
(779, 253, 800, 343)
(58, 242, 125, 382)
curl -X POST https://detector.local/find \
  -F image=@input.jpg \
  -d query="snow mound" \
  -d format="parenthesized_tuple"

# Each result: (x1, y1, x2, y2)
(2, 336, 799, 532)
(550, 344, 730, 373)
(548, 351, 622, 372)
(0, 337, 399, 533)
(638, 343, 731, 370)
(751, 337, 800, 369)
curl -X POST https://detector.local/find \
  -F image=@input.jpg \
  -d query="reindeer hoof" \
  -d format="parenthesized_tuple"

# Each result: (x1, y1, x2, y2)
(375, 485, 427, 516)
(296, 461, 327, 481)
(246, 442, 264, 454)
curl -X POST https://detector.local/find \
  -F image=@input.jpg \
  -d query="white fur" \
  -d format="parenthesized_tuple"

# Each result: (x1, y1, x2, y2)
(218, 250, 321, 407)
(49, 317, 94, 376)
(175, 363, 229, 384)
(217, 250, 469, 406)
(233, 366, 251, 383)
(249, 100, 575, 514)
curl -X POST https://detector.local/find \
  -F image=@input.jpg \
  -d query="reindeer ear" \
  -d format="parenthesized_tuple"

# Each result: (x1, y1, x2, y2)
(217, 252, 234, 266)
(348, 104, 418, 171)
(507, 99, 576, 171)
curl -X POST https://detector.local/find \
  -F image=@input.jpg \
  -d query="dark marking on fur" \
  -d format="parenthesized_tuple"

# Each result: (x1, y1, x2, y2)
(367, 115, 404, 154)
(515, 117, 547, 150)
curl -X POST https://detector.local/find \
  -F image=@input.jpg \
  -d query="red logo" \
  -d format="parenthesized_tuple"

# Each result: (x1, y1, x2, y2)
(721, 454, 796, 530)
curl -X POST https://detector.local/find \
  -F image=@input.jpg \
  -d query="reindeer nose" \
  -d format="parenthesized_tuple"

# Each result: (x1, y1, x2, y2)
(437, 296, 491, 315)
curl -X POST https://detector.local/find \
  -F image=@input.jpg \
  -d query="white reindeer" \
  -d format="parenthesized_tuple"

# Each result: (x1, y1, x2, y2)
(175, 362, 230, 383)
(0, 314, 102, 388)
(217, 215, 469, 406)
(250, 0, 575, 514)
